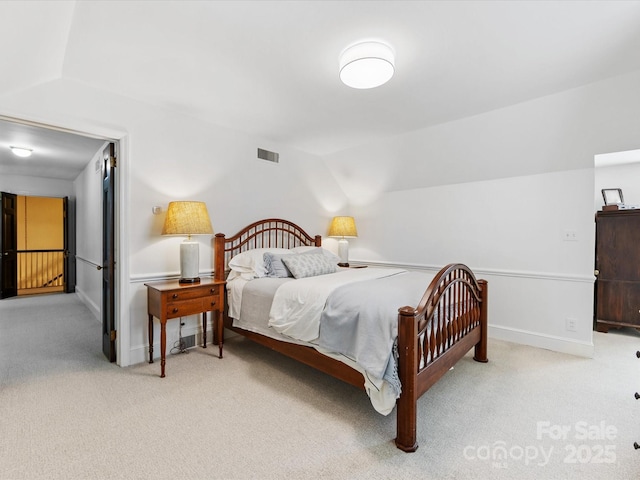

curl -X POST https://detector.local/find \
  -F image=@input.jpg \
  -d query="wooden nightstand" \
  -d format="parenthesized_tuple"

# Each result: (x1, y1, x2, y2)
(145, 277, 225, 377)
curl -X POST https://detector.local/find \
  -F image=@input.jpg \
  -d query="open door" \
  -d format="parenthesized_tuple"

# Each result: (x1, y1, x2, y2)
(102, 143, 117, 362)
(1, 192, 18, 299)
(63, 196, 76, 293)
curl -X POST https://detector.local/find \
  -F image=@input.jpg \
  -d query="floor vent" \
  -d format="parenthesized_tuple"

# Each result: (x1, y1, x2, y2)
(257, 148, 279, 163)
(181, 334, 196, 349)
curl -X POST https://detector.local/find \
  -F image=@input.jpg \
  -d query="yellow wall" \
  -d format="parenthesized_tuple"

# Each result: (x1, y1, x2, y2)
(17, 196, 64, 250)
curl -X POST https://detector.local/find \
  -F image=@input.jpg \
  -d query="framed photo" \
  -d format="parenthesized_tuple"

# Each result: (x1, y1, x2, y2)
(602, 188, 624, 206)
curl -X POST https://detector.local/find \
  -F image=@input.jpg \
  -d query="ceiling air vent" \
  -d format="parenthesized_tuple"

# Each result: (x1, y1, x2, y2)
(257, 148, 279, 164)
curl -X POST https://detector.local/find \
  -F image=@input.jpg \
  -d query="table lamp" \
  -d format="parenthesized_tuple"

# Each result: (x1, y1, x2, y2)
(162, 201, 213, 284)
(328, 216, 358, 267)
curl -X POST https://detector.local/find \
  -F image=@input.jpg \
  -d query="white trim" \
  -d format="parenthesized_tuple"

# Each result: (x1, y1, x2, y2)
(489, 324, 595, 358)
(129, 322, 213, 367)
(130, 269, 215, 284)
(0, 112, 122, 142)
(349, 259, 595, 284)
(116, 136, 130, 367)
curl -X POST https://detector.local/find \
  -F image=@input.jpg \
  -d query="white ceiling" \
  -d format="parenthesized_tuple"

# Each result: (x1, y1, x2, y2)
(2, 0, 640, 180)
(0, 117, 106, 181)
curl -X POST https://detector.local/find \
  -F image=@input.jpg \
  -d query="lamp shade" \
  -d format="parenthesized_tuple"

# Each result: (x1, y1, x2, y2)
(162, 201, 213, 284)
(328, 216, 358, 238)
(339, 41, 395, 89)
(162, 201, 213, 236)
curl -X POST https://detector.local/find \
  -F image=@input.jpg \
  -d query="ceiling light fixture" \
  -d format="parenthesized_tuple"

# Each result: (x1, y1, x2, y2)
(339, 41, 395, 89)
(10, 146, 33, 158)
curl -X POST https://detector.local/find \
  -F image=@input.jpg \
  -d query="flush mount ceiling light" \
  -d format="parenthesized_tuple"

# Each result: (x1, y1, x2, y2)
(10, 146, 33, 158)
(339, 41, 395, 89)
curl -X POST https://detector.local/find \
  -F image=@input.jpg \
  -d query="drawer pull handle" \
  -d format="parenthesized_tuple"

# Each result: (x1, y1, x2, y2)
(172, 294, 178, 299)
(210, 288, 216, 293)
(172, 308, 179, 314)
(211, 301, 216, 306)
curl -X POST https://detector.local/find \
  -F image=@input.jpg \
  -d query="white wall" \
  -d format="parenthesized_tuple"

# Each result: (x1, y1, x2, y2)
(73, 143, 107, 321)
(0, 77, 347, 366)
(348, 169, 595, 355)
(0, 174, 74, 197)
(322, 69, 640, 357)
(4, 67, 640, 363)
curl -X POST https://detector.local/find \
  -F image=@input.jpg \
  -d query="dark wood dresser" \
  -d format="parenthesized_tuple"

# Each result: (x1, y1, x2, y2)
(595, 209, 640, 332)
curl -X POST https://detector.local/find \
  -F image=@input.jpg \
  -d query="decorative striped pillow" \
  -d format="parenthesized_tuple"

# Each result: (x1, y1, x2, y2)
(281, 253, 337, 279)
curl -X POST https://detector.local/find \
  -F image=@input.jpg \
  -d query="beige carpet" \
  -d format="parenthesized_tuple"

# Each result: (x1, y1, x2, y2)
(1, 293, 639, 479)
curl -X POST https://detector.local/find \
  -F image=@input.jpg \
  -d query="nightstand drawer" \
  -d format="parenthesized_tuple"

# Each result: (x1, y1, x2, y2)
(165, 295, 220, 318)
(166, 284, 220, 302)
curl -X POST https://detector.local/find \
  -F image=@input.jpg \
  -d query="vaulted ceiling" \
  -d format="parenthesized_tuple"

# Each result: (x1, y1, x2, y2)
(2, 1, 640, 179)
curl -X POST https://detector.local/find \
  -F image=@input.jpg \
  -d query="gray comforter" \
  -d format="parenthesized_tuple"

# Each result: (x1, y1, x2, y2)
(318, 271, 434, 398)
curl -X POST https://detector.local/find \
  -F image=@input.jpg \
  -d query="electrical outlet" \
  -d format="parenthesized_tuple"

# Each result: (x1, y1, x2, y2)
(562, 230, 578, 242)
(565, 318, 577, 332)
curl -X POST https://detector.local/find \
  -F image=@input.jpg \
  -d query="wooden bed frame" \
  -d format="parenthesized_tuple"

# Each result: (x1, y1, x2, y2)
(213, 218, 488, 452)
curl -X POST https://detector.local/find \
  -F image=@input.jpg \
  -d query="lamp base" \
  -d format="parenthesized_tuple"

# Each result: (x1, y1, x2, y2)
(180, 240, 200, 284)
(179, 277, 200, 284)
(337, 238, 350, 266)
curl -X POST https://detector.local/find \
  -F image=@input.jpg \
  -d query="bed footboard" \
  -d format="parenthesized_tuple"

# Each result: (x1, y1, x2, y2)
(395, 264, 488, 452)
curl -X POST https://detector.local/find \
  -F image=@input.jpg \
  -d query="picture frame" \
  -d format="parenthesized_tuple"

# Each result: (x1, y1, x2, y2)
(602, 188, 624, 206)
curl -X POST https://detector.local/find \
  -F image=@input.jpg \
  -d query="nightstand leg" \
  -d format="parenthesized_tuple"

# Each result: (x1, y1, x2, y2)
(202, 312, 207, 348)
(217, 310, 223, 359)
(160, 320, 166, 378)
(148, 314, 154, 364)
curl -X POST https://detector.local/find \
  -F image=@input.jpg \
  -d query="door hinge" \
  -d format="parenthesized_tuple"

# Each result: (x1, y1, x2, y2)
(110, 330, 117, 341)
(110, 156, 117, 168)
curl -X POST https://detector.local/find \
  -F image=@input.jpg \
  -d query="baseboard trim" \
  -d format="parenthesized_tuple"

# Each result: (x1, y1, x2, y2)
(489, 324, 594, 358)
(74, 287, 100, 322)
(130, 325, 216, 365)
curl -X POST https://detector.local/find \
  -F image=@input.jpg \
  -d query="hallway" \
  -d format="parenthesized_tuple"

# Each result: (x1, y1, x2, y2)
(0, 293, 104, 388)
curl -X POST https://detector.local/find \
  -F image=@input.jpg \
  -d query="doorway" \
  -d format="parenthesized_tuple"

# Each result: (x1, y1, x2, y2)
(0, 116, 119, 363)
(17, 195, 67, 296)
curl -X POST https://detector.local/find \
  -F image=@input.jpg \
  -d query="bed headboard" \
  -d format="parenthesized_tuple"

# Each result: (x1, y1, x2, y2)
(214, 218, 321, 281)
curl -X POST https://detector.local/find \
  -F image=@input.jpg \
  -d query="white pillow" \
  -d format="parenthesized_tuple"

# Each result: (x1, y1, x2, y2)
(228, 248, 290, 279)
(291, 246, 340, 265)
(282, 252, 338, 279)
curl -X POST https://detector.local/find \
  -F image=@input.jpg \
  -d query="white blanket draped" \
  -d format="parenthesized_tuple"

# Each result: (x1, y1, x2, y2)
(268, 267, 406, 342)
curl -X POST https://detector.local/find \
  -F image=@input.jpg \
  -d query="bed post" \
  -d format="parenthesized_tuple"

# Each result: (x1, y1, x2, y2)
(314, 234, 321, 247)
(395, 306, 419, 452)
(473, 279, 488, 363)
(214, 233, 226, 282)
